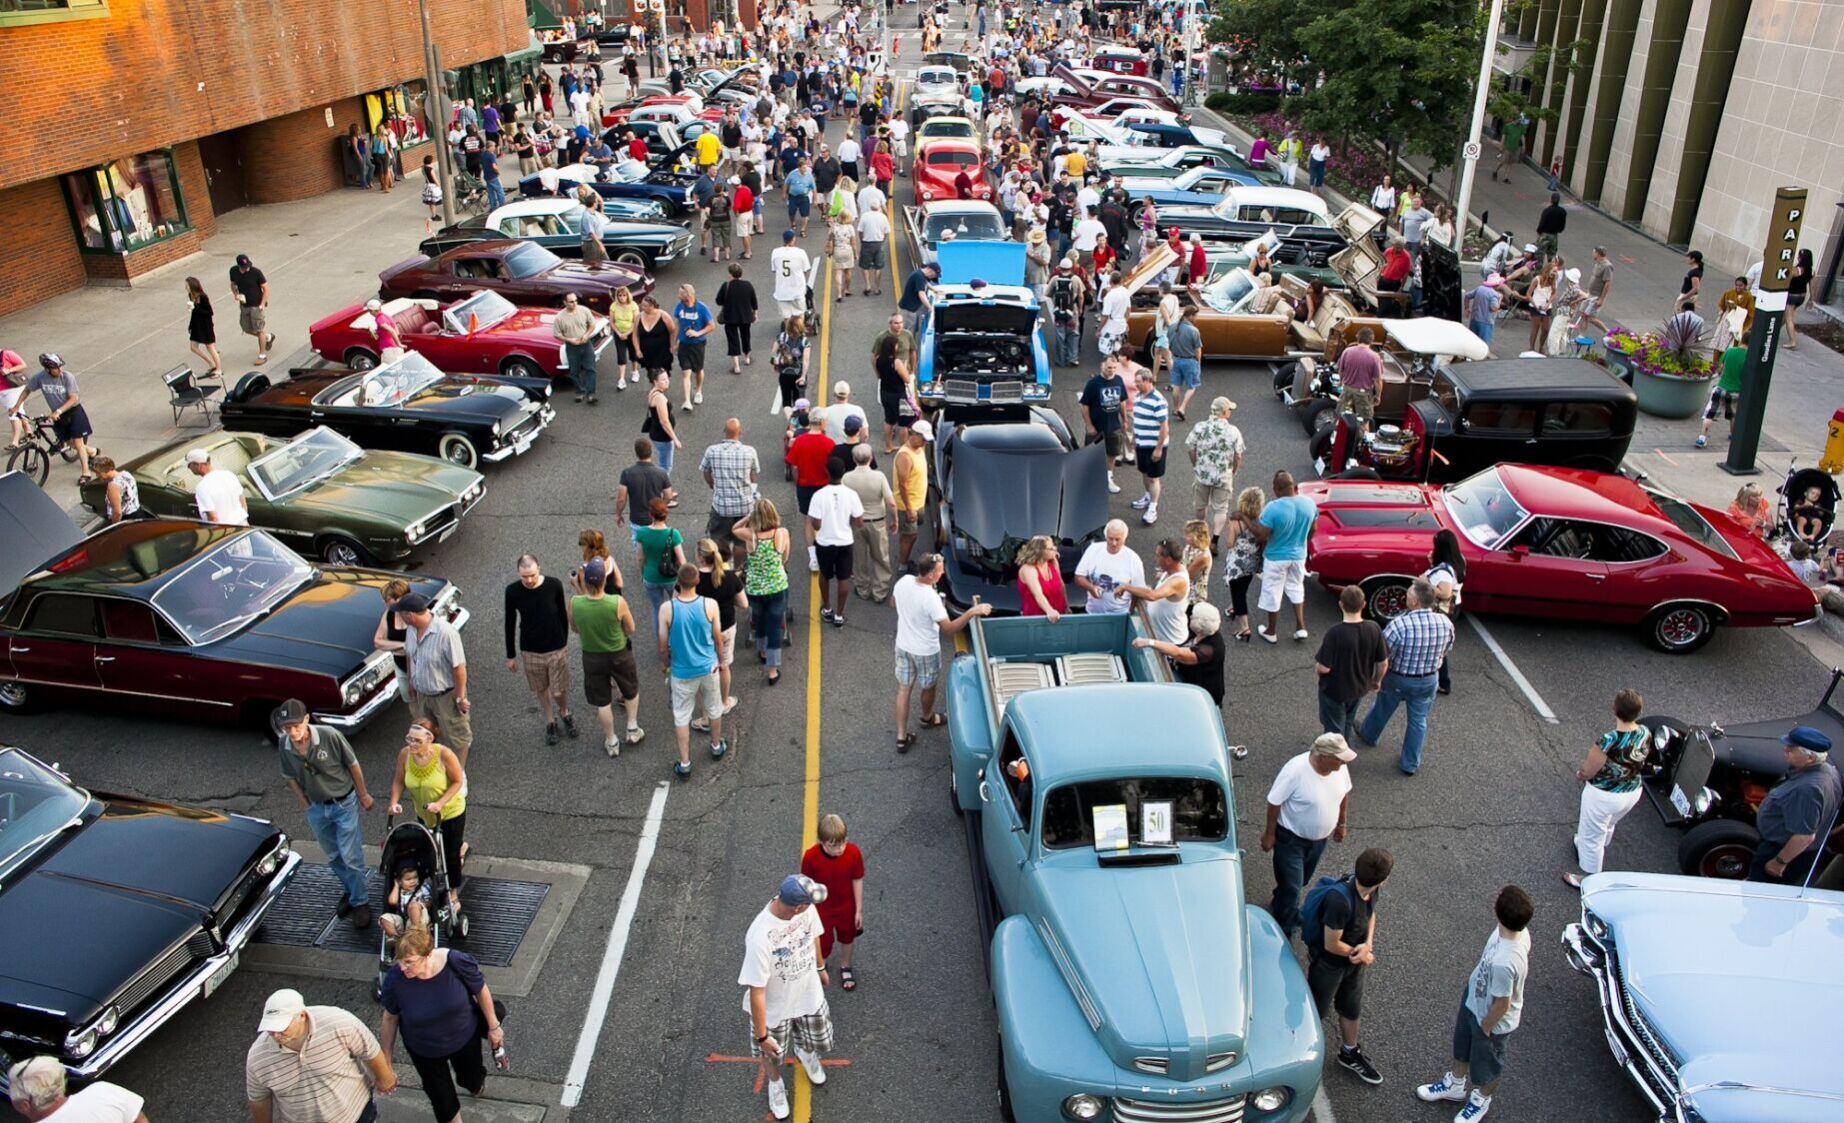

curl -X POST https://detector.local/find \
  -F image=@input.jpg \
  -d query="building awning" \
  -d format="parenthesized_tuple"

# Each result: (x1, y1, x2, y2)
(527, 0, 565, 29)
(506, 33, 544, 65)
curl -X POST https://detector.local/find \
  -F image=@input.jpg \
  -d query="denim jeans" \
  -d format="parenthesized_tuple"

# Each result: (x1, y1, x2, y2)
(750, 588, 788, 669)
(485, 176, 506, 210)
(304, 790, 369, 909)
(1267, 824, 1328, 938)
(1359, 670, 1440, 773)
(1054, 321, 1081, 366)
(1318, 690, 1361, 740)
(565, 342, 597, 396)
(643, 581, 674, 633)
(653, 439, 675, 475)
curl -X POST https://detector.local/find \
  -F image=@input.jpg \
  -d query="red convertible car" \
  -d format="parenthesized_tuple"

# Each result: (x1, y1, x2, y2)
(913, 138, 992, 203)
(308, 292, 610, 380)
(378, 239, 649, 314)
(1302, 464, 1819, 653)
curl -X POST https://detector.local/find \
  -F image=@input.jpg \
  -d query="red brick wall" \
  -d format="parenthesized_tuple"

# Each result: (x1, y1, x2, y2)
(0, 0, 527, 191)
(235, 98, 370, 205)
(0, 182, 87, 317)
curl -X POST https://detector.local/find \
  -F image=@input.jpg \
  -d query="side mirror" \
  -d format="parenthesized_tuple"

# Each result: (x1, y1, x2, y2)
(1509, 544, 1530, 559)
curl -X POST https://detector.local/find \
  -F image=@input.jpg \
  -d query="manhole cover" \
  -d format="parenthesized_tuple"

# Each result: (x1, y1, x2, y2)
(256, 863, 549, 968)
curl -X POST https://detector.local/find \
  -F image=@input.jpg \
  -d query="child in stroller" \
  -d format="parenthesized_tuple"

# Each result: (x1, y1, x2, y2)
(1776, 464, 1841, 546)
(381, 861, 433, 940)
(374, 818, 466, 999)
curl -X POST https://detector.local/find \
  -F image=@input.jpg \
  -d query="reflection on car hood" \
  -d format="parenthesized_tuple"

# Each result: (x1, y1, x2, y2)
(216, 572, 448, 677)
(287, 452, 481, 520)
(951, 439, 1108, 550)
(399, 381, 539, 422)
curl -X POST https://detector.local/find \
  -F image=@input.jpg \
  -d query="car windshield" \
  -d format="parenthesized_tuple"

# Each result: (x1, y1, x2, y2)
(927, 149, 979, 167)
(1040, 777, 1230, 849)
(924, 122, 976, 139)
(610, 159, 651, 183)
(1199, 270, 1257, 314)
(1442, 467, 1531, 549)
(248, 428, 363, 499)
(337, 351, 446, 408)
(0, 749, 90, 880)
(1649, 490, 1740, 560)
(149, 530, 314, 646)
(502, 243, 561, 279)
(924, 211, 1005, 242)
(918, 68, 957, 88)
(443, 290, 519, 333)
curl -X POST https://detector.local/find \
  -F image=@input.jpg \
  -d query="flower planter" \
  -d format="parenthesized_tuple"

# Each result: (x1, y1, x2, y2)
(1632, 366, 1715, 419)
(1602, 348, 1636, 384)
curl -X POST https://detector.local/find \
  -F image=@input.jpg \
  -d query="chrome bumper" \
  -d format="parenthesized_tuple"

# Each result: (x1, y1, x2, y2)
(314, 674, 401, 731)
(483, 405, 556, 462)
(1560, 922, 1677, 1122)
(69, 847, 303, 1080)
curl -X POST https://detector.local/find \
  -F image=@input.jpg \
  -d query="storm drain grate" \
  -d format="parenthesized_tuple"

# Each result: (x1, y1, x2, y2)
(255, 863, 550, 968)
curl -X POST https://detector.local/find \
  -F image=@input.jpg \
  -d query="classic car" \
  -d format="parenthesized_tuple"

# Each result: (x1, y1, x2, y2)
(1050, 99, 1185, 135)
(920, 49, 975, 74)
(913, 63, 965, 99)
(1011, 75, 1075, 101)
(1279, 314, 1485, 432)
(1113, 163, 1266, 203)
(947, 615, 1320, 1121)
(901, 200, 1009, 268)
(1301, 463, 1821, 652)
(1082, 45, 1149, 74)
(1202, 230, 1348, 292)
(1636, 670, 1844, 878)
(418, 199, 694, 269)
(515, 158, 698, 216)
(1563, 874, 1844, 1123)
(1312, 357, 1636, 482)
(1153, 186, 1342, 249)
(918, 242, 1049, 409)
(310, 291, 610, 382)
(0, 490, 464, 724)
(77, 427, 485, 566)
(1124, 247, 1297, 362)
(221, 350, 555, 470)
(1122, 121, 1233, 150)
(378, 239, 650, 314)
(1053, 64, 1183, 117)
(913, 115, 979, 144)
(1324, 203, 1464, 319)
(599, 121, 711, 167)
(935, 417, 1106, 613)
(1099, 143, 1282, 186)
(913, 138, 992, 203)
(0, 746, 302, 1084)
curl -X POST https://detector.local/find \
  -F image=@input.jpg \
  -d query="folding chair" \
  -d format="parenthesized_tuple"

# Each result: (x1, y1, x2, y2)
(164, 365, 219, 426)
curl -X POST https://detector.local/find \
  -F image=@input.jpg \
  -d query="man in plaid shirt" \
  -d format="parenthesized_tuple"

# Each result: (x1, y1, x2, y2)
(701, 418, 761, 566)
(1356, 578, 1453, 775)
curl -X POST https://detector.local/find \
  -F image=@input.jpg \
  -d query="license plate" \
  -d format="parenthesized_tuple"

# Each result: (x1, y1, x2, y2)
(436, 521, 461, 543)
(513, 436, 536, 456)
(203, 954, 239, 999)
(1668, 786, 1691, 818)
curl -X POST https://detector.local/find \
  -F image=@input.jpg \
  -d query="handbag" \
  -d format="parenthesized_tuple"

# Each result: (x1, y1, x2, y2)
(655, 533, 680, 582)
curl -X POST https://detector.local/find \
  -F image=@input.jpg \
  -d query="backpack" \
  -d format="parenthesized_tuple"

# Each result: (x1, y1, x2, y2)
(1298, 874, 1357, 953)
(1050, 276, 1078, 323)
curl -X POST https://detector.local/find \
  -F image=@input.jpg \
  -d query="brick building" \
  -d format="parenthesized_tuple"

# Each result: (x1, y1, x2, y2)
(0, 0, 531, 317)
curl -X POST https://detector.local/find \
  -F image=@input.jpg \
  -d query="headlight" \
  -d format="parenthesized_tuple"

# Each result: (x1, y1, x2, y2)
(492, 418, 504, 436)
(258, 849, 282, 876)
(65, 1024, 98, 1059)
(1062, 1094, 1104, 1120)
(344, 680, 363, 705)
(1582, 909, 1609, 941)
(405, 519, 427, 542)
(95, 1006, 119, 1036)
(1692, 786, 1718, 816)
(1251, 1087, 1290, 1113)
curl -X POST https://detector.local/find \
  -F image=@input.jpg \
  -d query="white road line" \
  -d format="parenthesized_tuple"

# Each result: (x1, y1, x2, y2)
(1312, 1086, 1337, 1123)
(1466, 614, 1560, 724)
(560, 780, 671, 1107)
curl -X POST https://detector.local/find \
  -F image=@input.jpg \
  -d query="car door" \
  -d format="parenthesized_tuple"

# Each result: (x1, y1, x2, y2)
(93, 598, 239, 718)
(980, 733, 1033, 914)
(6, 592, 102, 696)
(1468, 517, 1611, 619)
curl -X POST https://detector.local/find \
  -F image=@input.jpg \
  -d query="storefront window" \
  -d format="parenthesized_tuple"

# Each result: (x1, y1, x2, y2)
(0, 0, 109, 28)
(398, 81, 431, 145)
(61, 149, 190, 254)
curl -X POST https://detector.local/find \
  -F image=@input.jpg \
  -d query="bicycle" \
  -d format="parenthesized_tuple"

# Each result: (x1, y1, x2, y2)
(6, 415, 98, 486)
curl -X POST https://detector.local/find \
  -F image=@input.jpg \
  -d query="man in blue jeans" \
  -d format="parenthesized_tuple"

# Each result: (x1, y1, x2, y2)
(480, 141, 506, 209)
(276, 699, 378, 928)
(1356, 579, 1454, 774)
(1261, 732, 1355, 937)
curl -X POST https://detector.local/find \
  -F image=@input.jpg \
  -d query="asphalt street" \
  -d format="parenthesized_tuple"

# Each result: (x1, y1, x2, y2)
(4, 15, 1833, 1123)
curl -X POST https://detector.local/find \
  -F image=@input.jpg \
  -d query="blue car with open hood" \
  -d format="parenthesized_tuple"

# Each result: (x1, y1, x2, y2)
(917, 241, 1051, 408)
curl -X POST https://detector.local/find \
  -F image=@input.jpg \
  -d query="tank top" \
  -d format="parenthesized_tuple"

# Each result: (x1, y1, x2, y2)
(745, 533, 790, 597)
(1017, 561, 1067, 616)
(1145, 569, 1188, 644)
(637, 316, 673, 368)
(667, 594, 718, 679)
(609, 300, 637, 336)
(641, 390, 672, 441)
(111, 472, 141, 517)
(384, 608, 408, 669)
(403, 748, 465, 825)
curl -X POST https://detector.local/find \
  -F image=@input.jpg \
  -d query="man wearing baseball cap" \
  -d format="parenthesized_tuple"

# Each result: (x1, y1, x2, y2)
(187, 446, 250, 526)
(1263, 732, 1356, 940)
(246, 988, 397, 1123)
(740, 875, 836, 1120)
(1749, 726, 1841, 884)
(275, 699, 377, 929)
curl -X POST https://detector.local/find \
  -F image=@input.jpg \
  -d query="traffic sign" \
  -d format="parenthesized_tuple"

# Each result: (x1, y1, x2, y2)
(1462, 141, 1482, 161)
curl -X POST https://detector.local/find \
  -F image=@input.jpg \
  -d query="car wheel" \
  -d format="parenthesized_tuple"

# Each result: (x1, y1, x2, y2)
(0, 680, 36, 714)
(318, 535, 373, 567)
(1645, 603, 1718, 654)
(1362, 576, 1412, 622)
(501, 357, 547, 381)
(1308, 424, 1337, 465)
(1300, 398, 1335, 437)
(438, 432, 480, 469)
(344, 348, 379, 371)
(1271, 362, 1298, 398)
(1678, 818, 1760, 880)
(613, 248, 648, 268)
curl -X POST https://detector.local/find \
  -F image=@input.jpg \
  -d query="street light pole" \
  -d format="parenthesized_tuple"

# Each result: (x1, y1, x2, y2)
(417, 0, 457, 227)
(1453, 0, 1508, 248)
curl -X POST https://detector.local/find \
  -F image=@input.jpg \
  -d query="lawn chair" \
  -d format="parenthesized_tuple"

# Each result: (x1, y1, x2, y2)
(164, 365, 219, 426)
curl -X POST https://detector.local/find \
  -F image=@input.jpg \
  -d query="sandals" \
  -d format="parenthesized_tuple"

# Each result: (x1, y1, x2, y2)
(896, 734, 915, 753)
(839, 966, 857, 991)
(919, 713, 947, 729)
(1236, 630, 1253, 643)
(766, 670, 781, 685)
(1562, 871, 1585, 891)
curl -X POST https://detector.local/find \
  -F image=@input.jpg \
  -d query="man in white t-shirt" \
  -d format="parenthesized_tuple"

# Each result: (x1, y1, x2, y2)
(1071, 209, 1108, 270)
(856, 205, 891, 293)
(888, 116, 910, 164)
(1098, 271, 1131, 356)
(807, 459, 864, 626)
(821, 380, 868, 443)
(187, 448, 249, 525)
(769, 229, 813, 319)
(1073, 518, 1145, 614)
(1261, 732, 1356, 938)
(740, 875, 833, 1121)
(5, 1055, 146, 1122)
(836, 134, 862, 182)
(1075, 181, 1101, 217)
(857, 182, 885, 218)
(892, 552, 991, 749)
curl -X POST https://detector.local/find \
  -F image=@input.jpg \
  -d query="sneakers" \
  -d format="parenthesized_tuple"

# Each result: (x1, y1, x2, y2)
(709, 738, 729, 760)
(694, 390, 704, 405)
(561, 712, 579, 739)
(1335, 1045, 1382, 1085)
(820, 607, 836, 623)
(1141, 505, 1158, 525)
(766, 1077, 791, 1120)
(1455, 1090, 1492, 1121)
(626, 724, 646, 744)
(348, 904, 373, 929)
(545, 721, 560, 746)
(1256, 625, 1280, 644)
(795, 1047, 827, 1085)
(615, 374, 628, 390)
(1417, 1073, 1467, 1103)
(1107, 473, 1122, 494)
(681, 401, 694, 413)
(1292, 628, 1309, 641)
(674, 761, 693, 780)
(605, 736, 620, 758)
(1131, 493, 1152, 510)
(1694, 434, 1708, 448)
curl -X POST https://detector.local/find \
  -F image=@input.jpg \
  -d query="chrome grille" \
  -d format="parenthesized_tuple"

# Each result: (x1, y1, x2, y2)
(1617, 965, 1678, 1080)
(1113, 1094, 1246, 1122)
(986, 380, 1025, 403)
(112, 938, 200, 1016)
(1130, 1053, 1239, 1076)
(502, 412, 542, 446)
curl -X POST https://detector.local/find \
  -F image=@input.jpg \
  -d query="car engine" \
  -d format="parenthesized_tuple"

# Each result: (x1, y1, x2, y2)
(937, 334, 1032, 377)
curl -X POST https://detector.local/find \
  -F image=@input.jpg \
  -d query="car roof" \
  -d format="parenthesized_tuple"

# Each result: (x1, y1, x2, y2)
(921, 200, 1001, 216)
(1442, 358, 1637, 402)
(1010, 684, 1227, 778)
(26, 520, 251, 598)
(1496, 465, 1664, 530)
(1226, 186, 1328, 213)
(486, 198, 577, 222)
(918, 137, 981, 153)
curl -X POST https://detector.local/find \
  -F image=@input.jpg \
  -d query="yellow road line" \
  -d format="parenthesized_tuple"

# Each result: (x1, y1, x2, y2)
(888, 81, 908, 309)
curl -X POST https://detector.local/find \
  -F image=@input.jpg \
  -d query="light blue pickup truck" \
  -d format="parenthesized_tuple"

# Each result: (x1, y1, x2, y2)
(947, 614, 1322, 1123)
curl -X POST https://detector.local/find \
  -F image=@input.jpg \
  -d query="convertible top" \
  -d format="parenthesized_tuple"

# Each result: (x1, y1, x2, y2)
(949, 426, 1109, 550)
(0, 471, 83, 597)
(1382, 317, 1489, 361)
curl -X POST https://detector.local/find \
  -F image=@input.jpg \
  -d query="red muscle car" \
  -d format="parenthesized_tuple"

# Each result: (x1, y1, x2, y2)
(378, 239, 649, 314)
(913, 138, 992, 203)
(308, 292, 610, 380)
(1302, 464, 1819, 654)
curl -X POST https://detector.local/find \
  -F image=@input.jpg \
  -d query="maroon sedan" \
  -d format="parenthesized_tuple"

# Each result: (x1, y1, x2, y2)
(378, 239, 650, 314)
(1302, 464, 1819, 653)
(308, 292, 608, 380)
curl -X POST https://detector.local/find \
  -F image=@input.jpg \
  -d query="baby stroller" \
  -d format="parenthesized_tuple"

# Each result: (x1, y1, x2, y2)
(373, 817, 468, 1001)
(1775, 462, 1840, 547)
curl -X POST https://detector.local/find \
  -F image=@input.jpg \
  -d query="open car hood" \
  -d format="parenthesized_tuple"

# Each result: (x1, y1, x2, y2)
(951, 437, 1108, 549)
(937, 240, 1027, 286)
(0, 470, 84, 597)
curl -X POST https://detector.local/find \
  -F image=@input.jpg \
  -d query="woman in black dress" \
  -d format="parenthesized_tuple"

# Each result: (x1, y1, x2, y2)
(714, 263, 758, 374)
(184, 276, 221, 377)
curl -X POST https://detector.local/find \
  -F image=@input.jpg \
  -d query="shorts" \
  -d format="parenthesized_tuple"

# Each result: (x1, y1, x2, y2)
(797, 484, 821, 517)
(880, 393, 907, 426)
(239, 305, 267, 336)
(734, 213, 754, 237)
(894, 646, 941, 687)
(1256, 557, 1307, 612)
(670, 670, 723, 726)
(1087, 429, 1124, 460)
(679, 341, 706, 371)
(746, 1000, 834, 1057)
(1451, 1002, 1511, 1087)
(788, 195, 812, 218)
(1195, 480, 1233, 518)
(520, 647, 569, 696)
(1134, 445, 1167, 479)
(817, 910, 859, 958)
(582, 648, 639, 707)
(776, 297, 807, 320)
(859, 240, 886, 269)
(1336, 386, 1375, 425)
(51, 407, 93, 442)
(1307, 953, 1366, 1021)
(1705, 386, 1737, 420)
(897, 508, 921, 535)
(717, 623, 736, 668)
(816, 543, 853, 580)
(1170, 357, 1201, 388)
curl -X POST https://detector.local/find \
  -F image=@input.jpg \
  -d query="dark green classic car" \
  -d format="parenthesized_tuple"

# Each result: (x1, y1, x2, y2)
(79, 428, 485, 566)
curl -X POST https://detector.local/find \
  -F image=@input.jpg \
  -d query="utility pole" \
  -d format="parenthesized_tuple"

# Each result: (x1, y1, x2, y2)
(417, 0, 457, 227)
(1453, 0, 1508, 246)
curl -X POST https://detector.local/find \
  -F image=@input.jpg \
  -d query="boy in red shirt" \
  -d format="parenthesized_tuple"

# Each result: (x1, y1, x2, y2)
(800, 813, 866, 990)
(784, 409, 835, 573)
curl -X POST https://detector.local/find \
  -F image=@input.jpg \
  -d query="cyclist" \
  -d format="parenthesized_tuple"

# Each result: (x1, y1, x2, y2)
(22, 354, 94, 479)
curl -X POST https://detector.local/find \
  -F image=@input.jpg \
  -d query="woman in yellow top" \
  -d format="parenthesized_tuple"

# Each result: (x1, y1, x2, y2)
(608, 285, 641, 390)
(389, 719, 467, 918)
(893, 420, 931, 567)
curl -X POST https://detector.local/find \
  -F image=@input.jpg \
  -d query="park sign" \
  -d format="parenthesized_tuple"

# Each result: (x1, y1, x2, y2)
(1758, 188, 1808, 295)
(1724, 187, 1807, 475)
